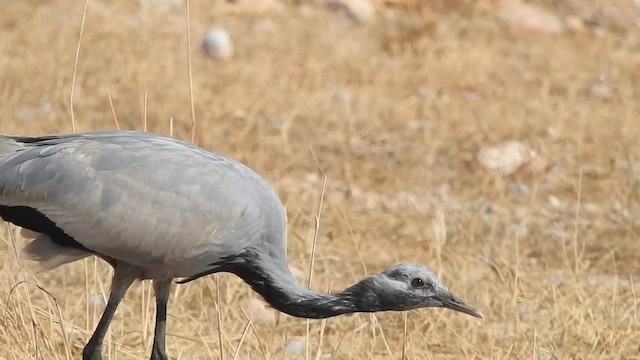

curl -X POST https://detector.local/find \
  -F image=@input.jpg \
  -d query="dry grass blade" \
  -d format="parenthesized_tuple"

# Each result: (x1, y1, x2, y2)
(143, 90, 148, 132)
(306, 175, 327, 360)
(184, 0, 197, 143)
(313, 282, 332, 360)
(106, 89, 120, 130)
(231, 320, 251, 360)
(7, 281, 72, 360)
(239, 308, 268, 360)
(69, 0, 89, 134)
(1, 1, 639, 359)
(401, 311, 408, 360)
(216, 275, 225, 360)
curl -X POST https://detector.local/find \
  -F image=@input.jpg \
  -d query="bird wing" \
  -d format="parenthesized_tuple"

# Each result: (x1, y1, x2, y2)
(0, 131, 283, 273)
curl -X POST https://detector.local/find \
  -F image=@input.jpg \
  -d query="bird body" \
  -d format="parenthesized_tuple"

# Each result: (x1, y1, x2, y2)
(0, 131, 482, 360)
(0, 131, 286, 280)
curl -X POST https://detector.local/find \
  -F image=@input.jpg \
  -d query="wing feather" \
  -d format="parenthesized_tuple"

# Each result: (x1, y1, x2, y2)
(0, 131, 283, 275)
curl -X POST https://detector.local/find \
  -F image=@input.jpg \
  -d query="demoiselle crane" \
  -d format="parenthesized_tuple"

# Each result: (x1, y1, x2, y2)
(0, 131, 483, 360)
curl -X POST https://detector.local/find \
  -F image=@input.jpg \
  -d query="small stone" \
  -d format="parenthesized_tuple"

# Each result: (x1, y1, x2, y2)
(304, 172, 319, 183)
(510, 183, 531, 196)
(14, 102, 54, 120)
(560, 0, 640, 31)
(506, 223, 528, 237)
(284, 340, 304, 355)
(88, 293, 107, 308)
(406, 120, 433, 131)
(536, 347, 553, 360)
(416, 86, 436, 99)
(477, 141, 536, 175)
(462, 91, 481, 101)
(564, 15, 586, 33)
(326, 0, 375, 24)
(331, 85, 354, 104)
(547, 195, 563, 209)
(201, 28, 233, 60)
(587, 77, 613, 99)
(497, 0, 564, 35)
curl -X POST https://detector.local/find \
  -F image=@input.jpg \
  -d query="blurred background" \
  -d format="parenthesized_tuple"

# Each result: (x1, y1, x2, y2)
(0, 0, 639, 359)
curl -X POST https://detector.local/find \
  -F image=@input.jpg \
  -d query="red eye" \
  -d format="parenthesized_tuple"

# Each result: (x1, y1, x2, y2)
(411, 278, 425, 288)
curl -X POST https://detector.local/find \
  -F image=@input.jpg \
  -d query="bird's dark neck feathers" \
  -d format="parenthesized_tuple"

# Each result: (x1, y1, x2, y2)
(215, 250, 363, 319)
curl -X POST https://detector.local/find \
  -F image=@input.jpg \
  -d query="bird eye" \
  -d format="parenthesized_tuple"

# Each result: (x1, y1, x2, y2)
(411, 278, 425, 288)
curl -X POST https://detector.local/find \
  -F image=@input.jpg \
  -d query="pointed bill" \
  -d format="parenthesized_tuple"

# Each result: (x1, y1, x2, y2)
(438, 293, 484, 319)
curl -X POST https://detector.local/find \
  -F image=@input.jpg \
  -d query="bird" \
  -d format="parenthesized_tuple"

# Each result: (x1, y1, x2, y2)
(0, 130, 483, 360)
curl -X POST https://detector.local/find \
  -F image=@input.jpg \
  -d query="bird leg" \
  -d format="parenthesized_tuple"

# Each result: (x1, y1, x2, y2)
(83, 263, 137, 360)
(150, 278, 172, 360)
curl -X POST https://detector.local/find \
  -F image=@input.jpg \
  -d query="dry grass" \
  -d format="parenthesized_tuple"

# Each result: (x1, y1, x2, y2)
(1, 0, 639, 359)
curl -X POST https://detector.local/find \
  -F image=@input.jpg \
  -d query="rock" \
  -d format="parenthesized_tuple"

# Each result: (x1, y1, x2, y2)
(201, 28, 233, 60)
(326, 0, 375, 24)
(587, 73, 612, 99)
(564, 15, 587, 33)
(88, 293, 107, 308)
(476, 141, 537, 175)
(330, 85, 355, 105)
(284, 340, 304, 355)
(406, 120, 433, 131)
(15, 102, 53, 120)
(547, 195, 564, 209)
(497, 0, 564, 35)
(557, 0, 640, 32)
(461, 91, 481, 101)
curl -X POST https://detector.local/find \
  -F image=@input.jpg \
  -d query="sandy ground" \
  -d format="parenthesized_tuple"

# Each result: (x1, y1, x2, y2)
(0, 1, 639, 359)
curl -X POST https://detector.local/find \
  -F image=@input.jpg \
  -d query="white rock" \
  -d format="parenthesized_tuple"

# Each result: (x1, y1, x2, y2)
(547, 195, 564, 209)
(15, 101, 54, 120)
(406, 119, 433, 131)
(330, 85, 354, 104)
(587, 73, 612, 99)
(284, 340, 304, 355)
(564, 15, 586, 33)
(201, 28, 233, 60)
(559, 0, 640, 31)
(497, 0, 564, 35)
(477, 141, 536, 175)
(326, 0, 375, 24)
(88, 293, 107, 308)
(462, 91, 481, 101)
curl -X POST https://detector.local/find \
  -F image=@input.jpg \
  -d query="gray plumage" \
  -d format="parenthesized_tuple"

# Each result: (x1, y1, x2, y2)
(0, 131, 483, 360)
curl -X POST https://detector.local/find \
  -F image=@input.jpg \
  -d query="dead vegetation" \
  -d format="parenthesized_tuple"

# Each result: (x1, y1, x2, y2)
(0, 0, 639, 359)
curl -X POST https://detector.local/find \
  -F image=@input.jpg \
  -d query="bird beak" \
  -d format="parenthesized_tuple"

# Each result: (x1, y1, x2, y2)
(437, 293, 484, 319)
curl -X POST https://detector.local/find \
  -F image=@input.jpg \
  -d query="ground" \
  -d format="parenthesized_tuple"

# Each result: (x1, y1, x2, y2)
(0, 0, 639, 359)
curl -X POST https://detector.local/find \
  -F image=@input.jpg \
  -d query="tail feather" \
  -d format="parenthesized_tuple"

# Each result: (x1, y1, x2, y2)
(21, 233, 91, 272)
(20, 227, 40, 239)
(0, 136, 24, 156)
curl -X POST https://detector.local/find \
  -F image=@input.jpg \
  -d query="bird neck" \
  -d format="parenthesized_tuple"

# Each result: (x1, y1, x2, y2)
(226, 251, 363, 319)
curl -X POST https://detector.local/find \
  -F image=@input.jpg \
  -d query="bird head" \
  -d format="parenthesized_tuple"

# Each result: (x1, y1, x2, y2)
(344, 263, 484, 318)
